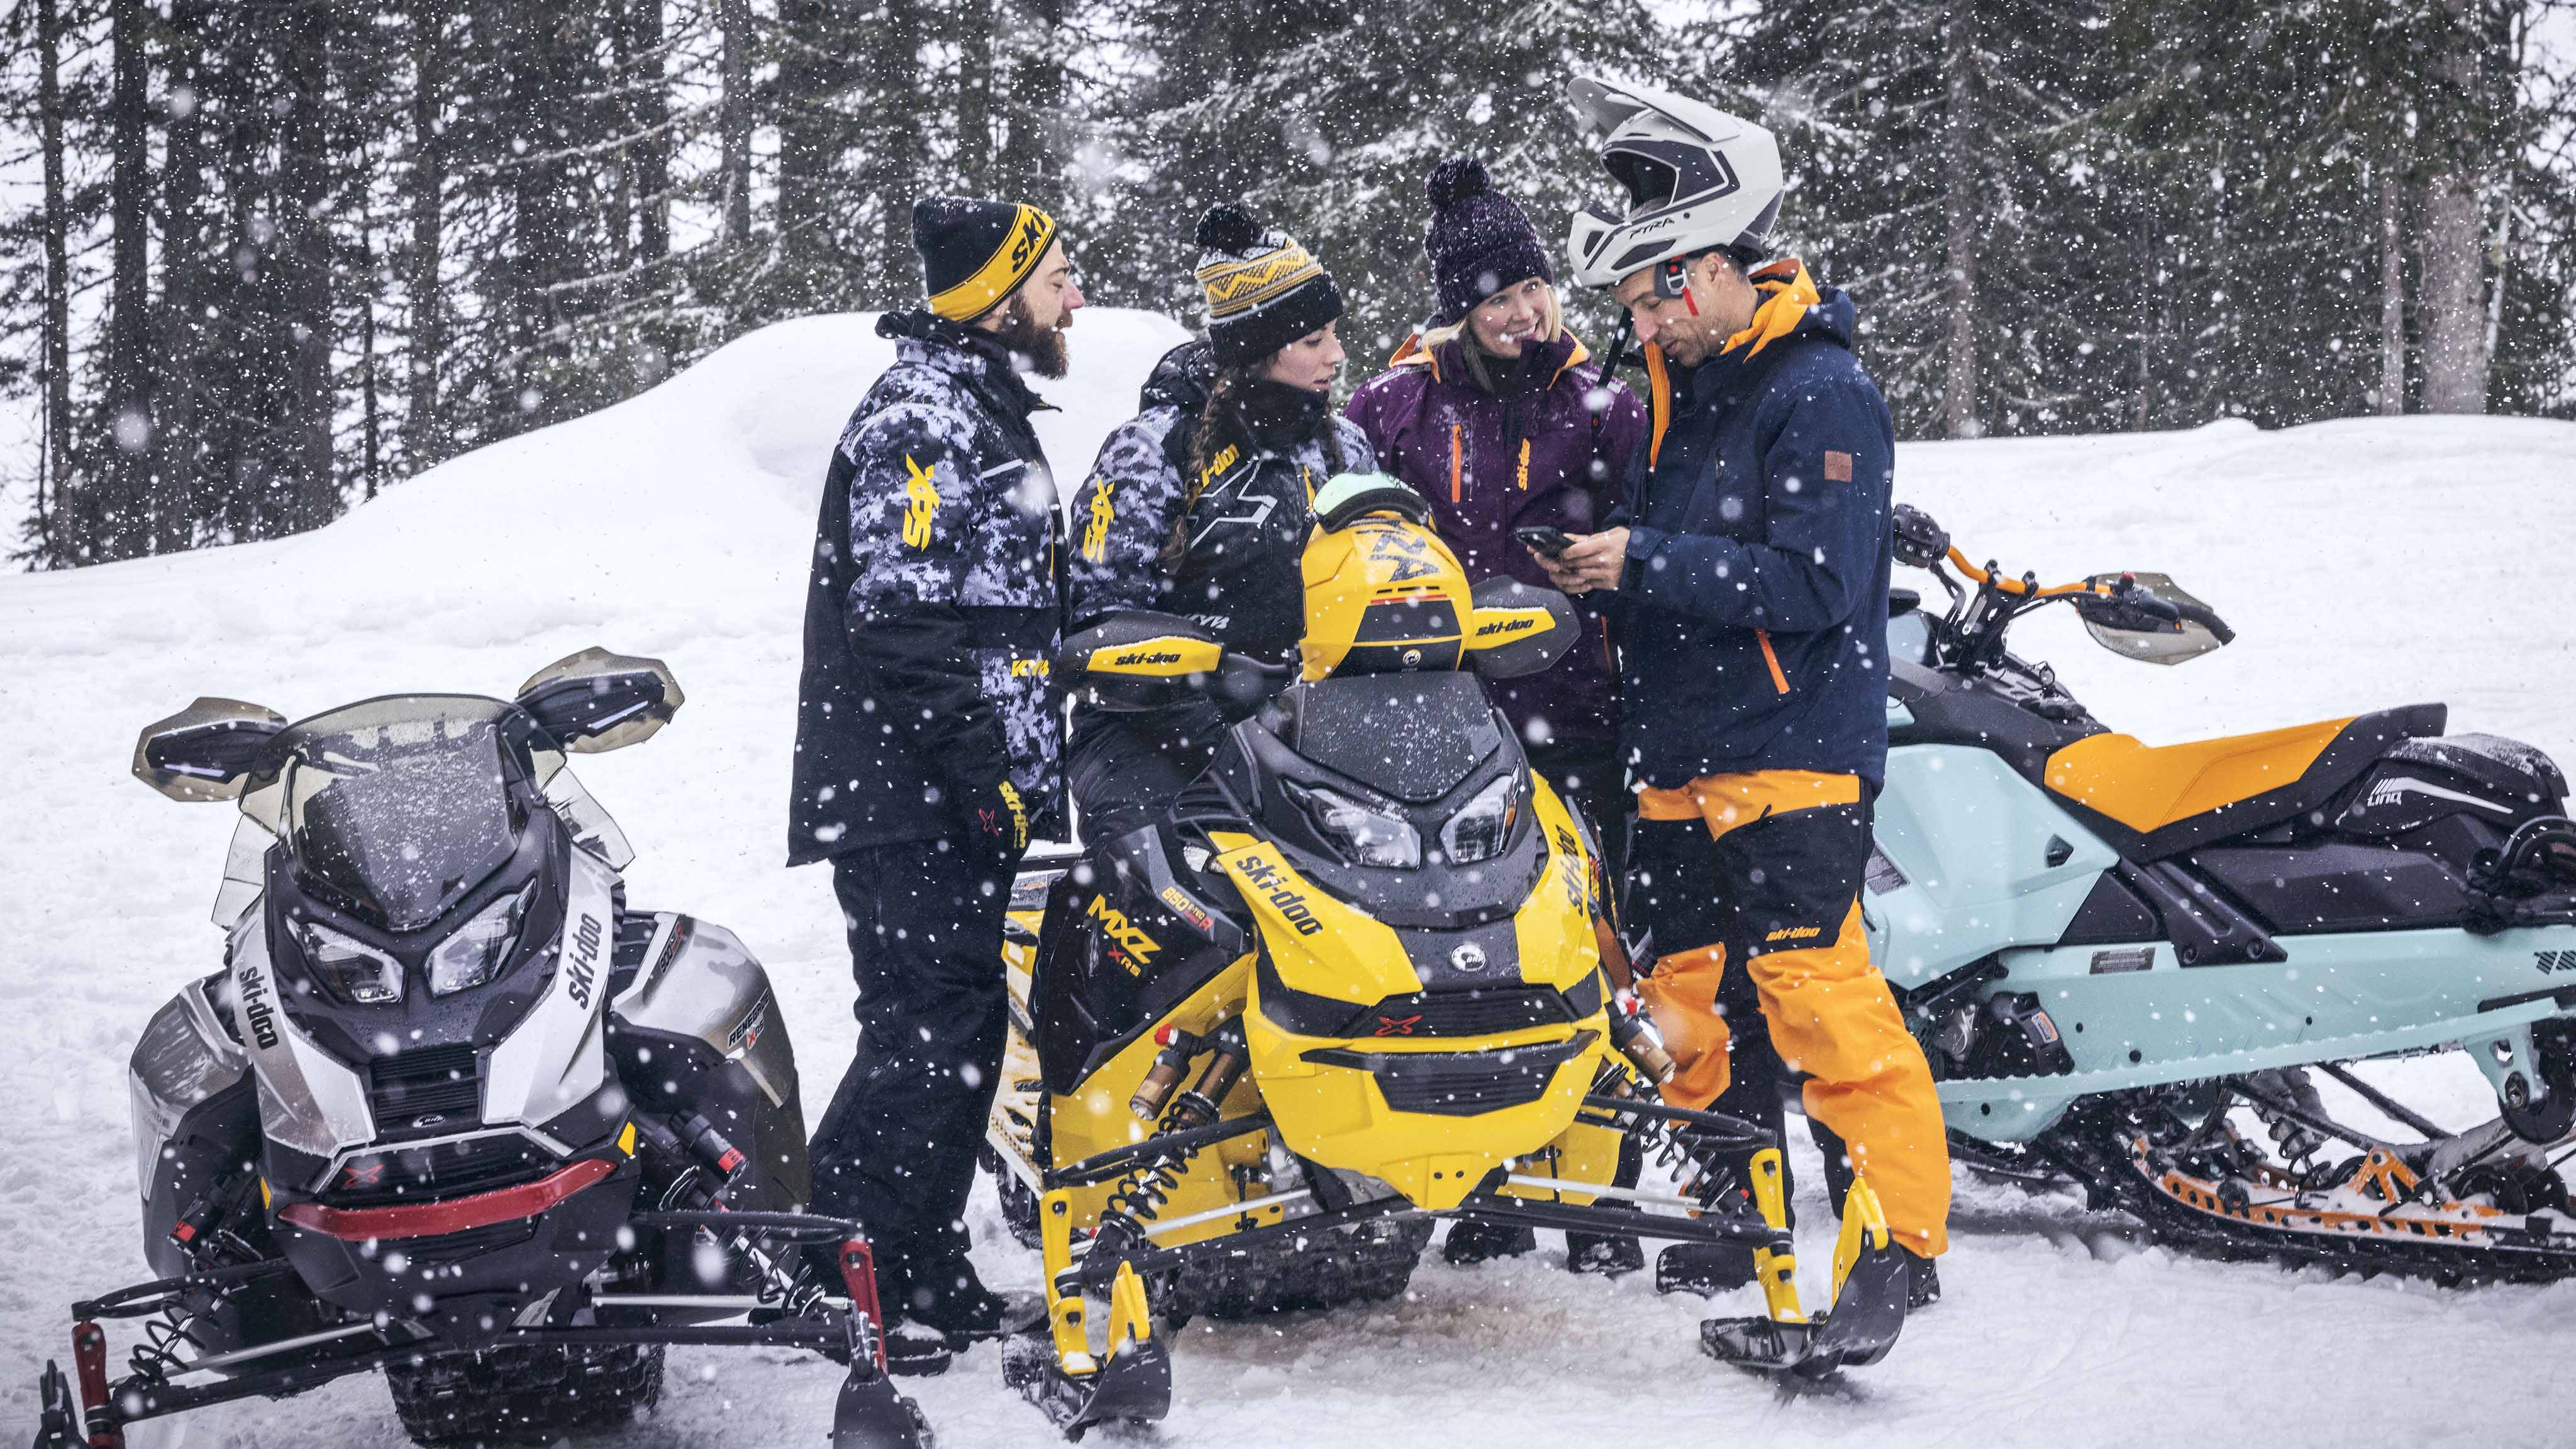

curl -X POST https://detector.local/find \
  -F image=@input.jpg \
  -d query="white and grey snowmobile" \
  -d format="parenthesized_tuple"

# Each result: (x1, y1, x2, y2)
(1880, 508, 2576, 1279)
(30, 650, 930, 1449)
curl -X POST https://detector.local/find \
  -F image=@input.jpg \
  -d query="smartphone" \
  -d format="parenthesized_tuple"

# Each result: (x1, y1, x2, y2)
(1514, 525, 1575, 557)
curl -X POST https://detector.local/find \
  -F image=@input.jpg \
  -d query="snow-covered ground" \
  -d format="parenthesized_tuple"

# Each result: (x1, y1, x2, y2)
(4, 311, 2574, 1447)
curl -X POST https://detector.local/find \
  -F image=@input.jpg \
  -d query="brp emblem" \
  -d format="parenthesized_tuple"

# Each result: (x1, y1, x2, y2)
(1450, 943, 1489, 974)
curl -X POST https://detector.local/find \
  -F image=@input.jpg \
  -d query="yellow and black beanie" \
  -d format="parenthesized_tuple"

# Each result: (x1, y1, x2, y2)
(1194, 203, 1344, 367)
(912, 195, 1058, 323)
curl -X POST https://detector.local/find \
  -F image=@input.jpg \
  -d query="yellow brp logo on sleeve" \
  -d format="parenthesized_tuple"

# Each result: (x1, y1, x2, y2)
(1082, 477, 1115, 562)
(902, 454, 941, 550)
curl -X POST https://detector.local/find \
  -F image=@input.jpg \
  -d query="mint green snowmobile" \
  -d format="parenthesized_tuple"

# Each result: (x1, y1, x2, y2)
(1878, 506, 2576, 1280)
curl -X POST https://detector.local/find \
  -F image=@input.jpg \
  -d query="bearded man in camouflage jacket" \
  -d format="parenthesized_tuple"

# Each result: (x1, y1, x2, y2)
(790, 194, 1082, 1370)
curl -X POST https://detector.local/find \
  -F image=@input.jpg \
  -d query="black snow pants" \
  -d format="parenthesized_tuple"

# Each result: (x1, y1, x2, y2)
(1066, 702, 1224, 847)
(809, 836, 1024, 1273)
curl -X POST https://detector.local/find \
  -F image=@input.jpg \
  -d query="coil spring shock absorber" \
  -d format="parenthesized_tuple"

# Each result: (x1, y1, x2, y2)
(1593, 1066, 1747, 1213)
(1085, 1019, 1248, 1285)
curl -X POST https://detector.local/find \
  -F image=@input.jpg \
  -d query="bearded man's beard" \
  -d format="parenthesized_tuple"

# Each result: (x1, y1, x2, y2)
(995, 296, 1070, 379)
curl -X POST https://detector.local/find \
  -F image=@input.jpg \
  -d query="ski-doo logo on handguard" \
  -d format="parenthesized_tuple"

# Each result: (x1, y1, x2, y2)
(1087, 896, 1160, 974)
(1234, 853, 1325, 936)
(236, 959, 281, 1051)
(565, 913, 604, 1008)
(1109, 649, 1182, 668)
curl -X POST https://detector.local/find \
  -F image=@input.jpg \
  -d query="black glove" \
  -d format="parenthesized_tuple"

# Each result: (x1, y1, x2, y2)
(959, 779, 1030, 861)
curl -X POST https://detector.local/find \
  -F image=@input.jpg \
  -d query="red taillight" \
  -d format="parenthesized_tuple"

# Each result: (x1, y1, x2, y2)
(277, 1157, 615, 1241)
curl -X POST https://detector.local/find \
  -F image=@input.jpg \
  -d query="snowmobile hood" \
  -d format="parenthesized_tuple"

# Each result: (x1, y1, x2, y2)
(1138, 339, 1216, 413)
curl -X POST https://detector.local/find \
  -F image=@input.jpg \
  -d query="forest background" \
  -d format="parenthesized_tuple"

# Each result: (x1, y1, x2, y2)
(3, 0, 2571, 567)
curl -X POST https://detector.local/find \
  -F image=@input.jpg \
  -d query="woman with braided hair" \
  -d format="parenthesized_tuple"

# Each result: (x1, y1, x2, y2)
(1063, 203, 1377, 847)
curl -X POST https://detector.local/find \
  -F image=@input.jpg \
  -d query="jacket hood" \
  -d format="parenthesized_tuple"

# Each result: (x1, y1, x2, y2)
(1718, 259, 1853, 360)
(1140, 339, 1216, 413)
(875, 307, 1046, 418)
(1389, 327, 1591, 396)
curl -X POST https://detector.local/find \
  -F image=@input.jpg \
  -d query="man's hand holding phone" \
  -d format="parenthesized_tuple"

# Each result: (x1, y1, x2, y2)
(1531, 526, 1629, 594)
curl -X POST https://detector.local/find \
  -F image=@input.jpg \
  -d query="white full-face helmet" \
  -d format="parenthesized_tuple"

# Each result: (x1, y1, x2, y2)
(1564, 75, 1785, 290)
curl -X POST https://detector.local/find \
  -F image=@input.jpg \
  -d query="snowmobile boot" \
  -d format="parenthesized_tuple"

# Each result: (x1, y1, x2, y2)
(1656, 1240, 1758, 1296)
(1566, 1231, 1645, 1276)
(1443, 1219, 1537, 1265)
(879, 1318, 957, 1378)
(1906, 1251, 1940, 1309)
(894, 1252, 1045, 1348)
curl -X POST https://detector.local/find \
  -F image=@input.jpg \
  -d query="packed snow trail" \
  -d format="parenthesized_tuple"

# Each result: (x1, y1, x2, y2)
(3, 311, 2572, 1446)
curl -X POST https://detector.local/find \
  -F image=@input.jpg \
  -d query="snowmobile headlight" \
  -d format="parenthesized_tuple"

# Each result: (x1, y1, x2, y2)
(1286, 782, 1421, 870)
(1440, 774, 1520, 865)
(296, 920, 406, 1006)
(426, 882, 534, 997)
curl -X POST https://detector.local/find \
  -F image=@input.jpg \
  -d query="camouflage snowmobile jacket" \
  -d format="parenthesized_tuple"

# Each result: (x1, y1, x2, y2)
(789, 309, 1065, 863)
(1067, 340, 1375, 667)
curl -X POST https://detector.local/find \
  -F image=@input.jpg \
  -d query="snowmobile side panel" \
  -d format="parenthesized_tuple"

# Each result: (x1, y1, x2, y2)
(1865, 745, 2121, 989)
(609, 914, 797, 1112)
(483, 848, 616, 1131)
(1940, 923, 2576, 1139)
(230, 914, 376, 1162)
(128, 973, 248, 1201)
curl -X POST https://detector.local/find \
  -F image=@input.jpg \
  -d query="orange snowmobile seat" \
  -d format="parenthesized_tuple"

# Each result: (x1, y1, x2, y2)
(2043, 704, 2447, 858)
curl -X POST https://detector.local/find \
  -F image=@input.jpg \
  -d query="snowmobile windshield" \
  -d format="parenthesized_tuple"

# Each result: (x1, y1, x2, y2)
(278, 697, 528, 933)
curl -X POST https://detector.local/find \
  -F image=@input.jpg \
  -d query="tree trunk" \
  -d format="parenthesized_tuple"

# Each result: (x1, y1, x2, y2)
(2419, 175, 2489, 413)
(719, 0, 753, 245)
(34, 0, 75, 563)
(2379, 166, 2405, 416)
(404, 0, 445, 472)
(867, 1, 925, 305)
(2418, 0, 2494, 414)
(774, 0, 835, 296)
(1001, 0, 1065, 209)
(106, 0, 153, 558)
(633, 0, 669, 262)
(1938, 0, 1980, 439)
(359, 216, 382, 499)
(282, 0, 337, 530)
(955, 0, 992, 191)
(155, 2, 210, 555)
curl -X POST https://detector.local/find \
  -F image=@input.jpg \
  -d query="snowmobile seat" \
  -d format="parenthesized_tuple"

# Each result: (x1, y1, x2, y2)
(2043, 704, 2447, 859)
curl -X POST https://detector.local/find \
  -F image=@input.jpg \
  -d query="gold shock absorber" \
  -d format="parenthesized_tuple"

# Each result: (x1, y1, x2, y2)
(1038, 1188, 1098, 1376)
(1746, 1146, 1808, 1325)
(1830, 1172, 1894, 1302)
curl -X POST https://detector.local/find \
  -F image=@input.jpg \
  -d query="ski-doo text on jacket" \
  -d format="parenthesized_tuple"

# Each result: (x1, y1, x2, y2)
(1067, 340, 1375, 666)
(1618, 261, 1896, 790)
(789, 309, 1065, 863)
(1345, 329, 1645, 752)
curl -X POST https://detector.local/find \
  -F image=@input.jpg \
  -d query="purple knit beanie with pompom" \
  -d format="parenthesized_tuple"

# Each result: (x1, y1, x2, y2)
(1423, 155, 1554, 328)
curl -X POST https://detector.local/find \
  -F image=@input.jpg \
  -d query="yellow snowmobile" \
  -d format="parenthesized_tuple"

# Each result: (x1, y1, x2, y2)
(985, 475, 1913, 1436)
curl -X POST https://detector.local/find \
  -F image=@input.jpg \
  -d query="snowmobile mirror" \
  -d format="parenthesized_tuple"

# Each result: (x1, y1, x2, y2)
(514, 648, 684, 753)
(1465, 576, 1577, 680)
(133, 697, 288, 801)
(2075, 572, 2231, 666)
(1060, 611, 1226, 712)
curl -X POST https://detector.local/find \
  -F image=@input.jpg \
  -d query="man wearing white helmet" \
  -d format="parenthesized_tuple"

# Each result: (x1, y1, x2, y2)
(1536, 77, 1951, 1313)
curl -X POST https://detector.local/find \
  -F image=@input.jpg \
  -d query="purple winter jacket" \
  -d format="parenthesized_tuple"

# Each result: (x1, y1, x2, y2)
(1345, 330, 1648, 752)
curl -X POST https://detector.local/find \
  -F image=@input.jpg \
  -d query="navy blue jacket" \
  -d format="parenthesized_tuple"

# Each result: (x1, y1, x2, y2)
(1616, 267, 1895, 791)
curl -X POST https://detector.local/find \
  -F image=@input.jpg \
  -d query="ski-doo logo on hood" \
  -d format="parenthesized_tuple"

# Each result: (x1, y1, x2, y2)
(565, 912, 604, 1009)
(1234, 853, 1325, 936)
(236, 958, 281, 1051)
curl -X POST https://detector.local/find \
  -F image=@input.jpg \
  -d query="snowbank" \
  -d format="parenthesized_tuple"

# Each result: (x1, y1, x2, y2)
(3, 311, 2572, 1446)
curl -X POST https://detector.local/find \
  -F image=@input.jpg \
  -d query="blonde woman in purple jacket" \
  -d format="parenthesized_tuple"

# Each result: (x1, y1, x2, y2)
(1345, 155, 1649, 1275)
